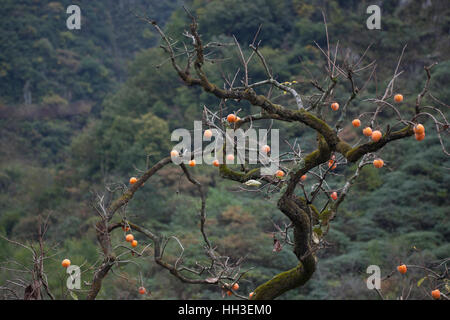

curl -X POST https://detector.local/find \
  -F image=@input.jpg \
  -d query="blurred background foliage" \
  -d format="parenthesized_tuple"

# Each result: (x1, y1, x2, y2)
(0, 0, 449, 299)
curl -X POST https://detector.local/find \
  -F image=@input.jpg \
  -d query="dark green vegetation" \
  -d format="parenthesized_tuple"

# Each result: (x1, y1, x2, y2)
(0, 0, 449, 299)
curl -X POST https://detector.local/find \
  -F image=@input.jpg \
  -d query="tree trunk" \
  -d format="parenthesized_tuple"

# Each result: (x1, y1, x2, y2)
(253, 195, 317, 299)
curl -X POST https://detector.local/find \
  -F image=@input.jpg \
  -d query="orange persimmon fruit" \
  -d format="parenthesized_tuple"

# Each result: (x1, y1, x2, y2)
(204, 129, 213, 138)
(397, 264, 407, 274)
(352, 119, 361, 127)
(62, 259, 71, 268)
(261, 145, 270, 153)
(431, 289, 441, 300)
(227, 114, 237, 123)
(331, 102, 339, 111)
(415, 133, 425, 141)
(139, 287, 146, 295)
(373, 159, 384, 168)
(371, 130, 382, 142)
(363, 127, 373, 137)
(394, 94, 403, 103)
(275, 170, 285, 178)
(413, 124, 425, 135)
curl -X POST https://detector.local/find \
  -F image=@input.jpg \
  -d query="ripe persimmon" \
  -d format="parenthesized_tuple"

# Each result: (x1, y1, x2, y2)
(373, 159, 384, 168)
(139, 287, 146, 295)
(431, 289, 441, 300)
(227, 290, 232, 296)
(122, 225, 130, 232)
(394, 94, 403, 103)
(328, 159, 337, 170)
(129, 177, 138, 184)
(331, 192, 338, 200)
(301, 174, 307, 182)
(226, 154, 235, 162)
(414, 124, 425, 135)
(275, 170, 285, 178)
(415, 133, 425, 141)
(249, 292, 254, 299)
(204, 129, 213, 138)
(397, 264, 407, 274)
(170, 150, 179, 157)
(352, 119, 361, 127)
(62, 259, 71, 268)
(261, 145, 270, 153)
(188, 159, 196, 167)
(227, 114, 237, 123)
(363, 127, 373, 137)
(331, 102, 339, 111)
(131, 240, 138, 247)
(125, 234, 134, 242)
(371, 130, 382, 142)
(232, 283, 239, 290)
(212, 159, 220, 167)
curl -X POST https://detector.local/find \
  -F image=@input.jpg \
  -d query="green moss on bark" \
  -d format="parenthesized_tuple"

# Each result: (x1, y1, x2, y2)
(252, 255, 316, 300)
(218, 165, 260, 182)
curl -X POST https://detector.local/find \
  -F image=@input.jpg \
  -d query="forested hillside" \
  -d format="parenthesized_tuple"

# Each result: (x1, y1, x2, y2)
(0, 0, 449, 300)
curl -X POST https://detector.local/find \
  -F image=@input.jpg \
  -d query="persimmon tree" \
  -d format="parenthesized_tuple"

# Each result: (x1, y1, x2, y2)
(77, 9, 450, 300)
